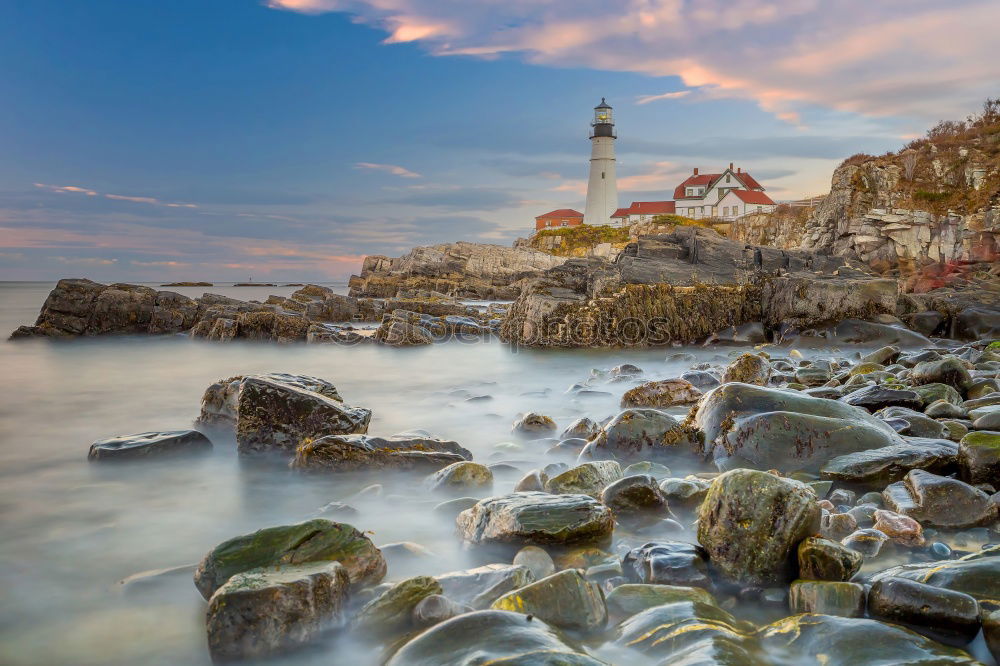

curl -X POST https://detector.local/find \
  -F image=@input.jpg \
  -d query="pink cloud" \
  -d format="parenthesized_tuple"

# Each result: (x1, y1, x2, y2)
(355, 162, 422, 178)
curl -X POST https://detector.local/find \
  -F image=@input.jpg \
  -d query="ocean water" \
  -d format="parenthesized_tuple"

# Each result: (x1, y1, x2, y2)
(0, 281, 956, 665)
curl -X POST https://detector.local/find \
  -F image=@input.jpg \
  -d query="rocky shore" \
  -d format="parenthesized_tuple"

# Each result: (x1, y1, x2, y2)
(82, 331, 1000, 663)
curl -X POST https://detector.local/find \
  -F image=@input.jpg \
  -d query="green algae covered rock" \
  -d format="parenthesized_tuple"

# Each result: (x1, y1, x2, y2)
(912, 382, 963, 406)
(605, 584, 715, 625)
(491, 569, 606, 632)
(206, 561, 350, 662)
(587, 408, 699, 461)
(194, 519, 385, 599)
(614, 600, 755, 661)
(353, 575, 442, 636)
(721, 353, 771, 386)
(797, 536, 862, 581)
(910, 357, 973, 393)
(697, 469, 821, 587)
(958, 430, 1000, 484)
(425, 461, 493, 493)
(457, 492, 614, 548)
(386, 610, 605, 666)
(545, 460, 622, 498)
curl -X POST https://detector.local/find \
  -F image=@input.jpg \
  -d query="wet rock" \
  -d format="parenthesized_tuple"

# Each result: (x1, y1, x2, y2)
(193, 519, 385, 599)
(604, 584, 715, 625)
(789, 580, 865, 617)
(560, 417, 601, 440)
(882, 469, 998, 528)
(871, 546, 1000, 611)
(513, 546, 555, 581)
(868, 577, 981, 647)
(545, 460, 622, 498)
(797, 536, 862, 581)
(794, 366, 833, 386)
(914, 382, 964, 406)
(491, 569, 607, 632)
(959, 431, 1000, 484)
(353, 575, 442, 636)
(757, 613, 978, 665)
(910, 357, 973, 393)
(206, 561, 349, 662)
(435, 563, 535, 609)
(697, 469, 821, 586)
(386, 610, 604, 666)
(432, 497, 478, 517)
(972, 406, 1000, 430)
(721, 353, 771, 386)
(841, 528, 888, 557)
(410, 594, 470, 629)
(955, 306, 1000, 340)
(373, 310, 435, 345)
(875, 406, 946, 439)
(714, 410, 899, 475)
(621, 541, 713, 590)
(378, 542, 435, 568)
(681, 370, 720, 390)
(456, 492, 614, 548)
(820, 438, 958, 485)
(924, 401, 966, 421)
(512, 412, 557, 435)
(658, 477, 710, 511)
(622, 460, 672, 480)
(601, 475, 669, 519)
(820, 512, 858, 541)
(513, 469, 548, 492)
(425, 461, 493, 493)
(861, 345, 902, 366)
(587, 408, 698, 461)
(841, 385, 921, 412)
(872, 509, 925, 546)
(203, 374, 371, 456)
(87, 430, 212, 461)
(620, 379, 702, 408)
(985, 610, 1000, 663)
(614, 600, 752, 661)
(292, 434, 465, 473)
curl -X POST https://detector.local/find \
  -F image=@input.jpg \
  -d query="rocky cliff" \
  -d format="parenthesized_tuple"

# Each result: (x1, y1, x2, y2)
(348, 241, 567, 300)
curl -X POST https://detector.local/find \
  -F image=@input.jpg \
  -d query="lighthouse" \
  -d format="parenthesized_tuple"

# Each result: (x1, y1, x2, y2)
(583, 98, 619, 226)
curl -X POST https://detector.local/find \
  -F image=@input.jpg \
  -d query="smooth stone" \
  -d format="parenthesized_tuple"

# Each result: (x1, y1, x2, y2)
(882, 469, 998, 528)
(614, 600, 752, 660)
(491, 569, 607, 632)
(658, 477, 710, 511)
(820, 439, 958, 486)
(841, 385, 921, 412)
(841, 528, 889, 558)
(87, 430, 212, 461)
(925, 399, 967, 419)
(622, 461, 672, 480)
(913, 382, 964, 406)
(424, 461, 493, 493)
(868, 576, 981, 647)
(560, 417, 601, 440)
(512, 412, 557, 435)
(600, 475, 669, 518)
(513, 469, 548, 492)
(789, 580, 865, 617)
(985, 610, 1000, 663)
(861, 345, 902, 365)
(697, 469, 821, 586)
(604, 584, 715, 625)
(456, 492, 614, 548)
(872, 509, 925, 546)
(545, 460, 623, 498)
(959, 430, 1000, 484)
(910, 357, 973, 393)
(869, 545, 1000, 611)
(972, 406, 1000, 430)
(435, 563, 535, 609)
(386, 610, 604, 666)
(512, 546, 556, 581)
(292, 434, 466, 472)
(353, 575, 442, 636)
(586, 408, 699, 461)
(410, 594, 470, 629)
(620, 378, 702, 408)
(875, 406, 946, 439)
(797, 536, 862, 581)
(206, 561, 349, 661)
(193, 519, 385, 600)
(721, 353, 771, 385)
(681, 370, 720, 390)
(621, 541, 713, 590)
(432, 496, 478, 517)
(820, 512, 858, 541)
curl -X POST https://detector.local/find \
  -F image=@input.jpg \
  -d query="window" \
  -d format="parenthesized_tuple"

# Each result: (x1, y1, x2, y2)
(756, 205, 762, 212)
(686, 188, 693, 196)
(726, 174, 731, 183)
(602, 172, 605, 179)
(561, 221, 568, 226)
(698, 188, 705, 195)
(711, 206, 717, 217)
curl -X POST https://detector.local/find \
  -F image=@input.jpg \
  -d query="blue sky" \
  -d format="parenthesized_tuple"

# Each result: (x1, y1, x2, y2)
(1, 0, 997, 281)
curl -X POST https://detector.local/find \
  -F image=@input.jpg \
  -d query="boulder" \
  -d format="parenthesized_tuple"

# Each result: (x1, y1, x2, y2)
(587, 409, 698, 461)
(621, 541, 713, 590)
(386, 610, 604, 666)
(205, 561, 349, 661)
(681, 370, 720, 390)
(411, 594, 470, 629)
(820, 438, 958, 485)
(882, 469, 998, 528)
(913, 382, 963, 406)
(789, 580, 865, 617)
(841, 385, 922, 412)
(374, 310, 435, 345)
(512, 412, 557, 435)
(545, 461, 623, 498)
(697, 469, 821, 586)
(353, 575, 442, 636)
(721, 353, 770, 385)
(658, 477, 710, 512)
(955, 306, 1000, 339)
(910, 357, 973, 393)
(87, 430, 212, 461)
(958, 430, 1000, 484)
(292, 435, 465, 473)
(456, 492, 614, 548)
(193, 519, 385, 599)
(871, 546, 1000, 610)
(604, 584, 715, 625)
(620, 379, 702, 408)
(425, 461, 493, 493)
(435, 563, 535, 609)
(797, 536, 862, 581)
(491, 569, 606, 632)
(868, 577, 981, 647)
(614, 600, 754, 661)
(560, 417, 601, 440)
(600, 475, 669, 518)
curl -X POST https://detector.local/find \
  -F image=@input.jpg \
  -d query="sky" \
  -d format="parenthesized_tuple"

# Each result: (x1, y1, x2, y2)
(1, 0, 997, 282)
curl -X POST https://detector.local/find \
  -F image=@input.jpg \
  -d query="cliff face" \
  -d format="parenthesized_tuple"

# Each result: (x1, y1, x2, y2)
(349, 241, 567, 299)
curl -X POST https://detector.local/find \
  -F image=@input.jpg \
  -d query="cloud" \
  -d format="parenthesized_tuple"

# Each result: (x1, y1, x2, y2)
(34, 183, 98, 196)
(355, 162, 422, 178)
(34, 182, 198, 209)
(636, 90, 691, 105)
(129, 260, 191, 267)
(55, 256, 118, 265)
(267, 0, 1000, 124)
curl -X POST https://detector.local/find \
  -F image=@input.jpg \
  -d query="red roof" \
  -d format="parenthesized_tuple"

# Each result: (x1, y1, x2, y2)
(535, 208, 583, 219)
(729, 189, 775, 205)
(734, 172, 763, 190)
(673, 168, 765, 199)
(612, 201, 676, 217)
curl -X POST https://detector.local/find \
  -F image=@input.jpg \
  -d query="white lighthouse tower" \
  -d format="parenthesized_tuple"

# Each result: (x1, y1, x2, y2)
(583, 98, 618, 226)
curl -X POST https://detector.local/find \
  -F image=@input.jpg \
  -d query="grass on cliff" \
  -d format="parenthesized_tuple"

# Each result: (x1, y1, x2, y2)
(531, 215, 712, 255)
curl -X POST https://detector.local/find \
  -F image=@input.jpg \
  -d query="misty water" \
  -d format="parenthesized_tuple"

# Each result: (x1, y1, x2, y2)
(0, 281, 943, 665)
